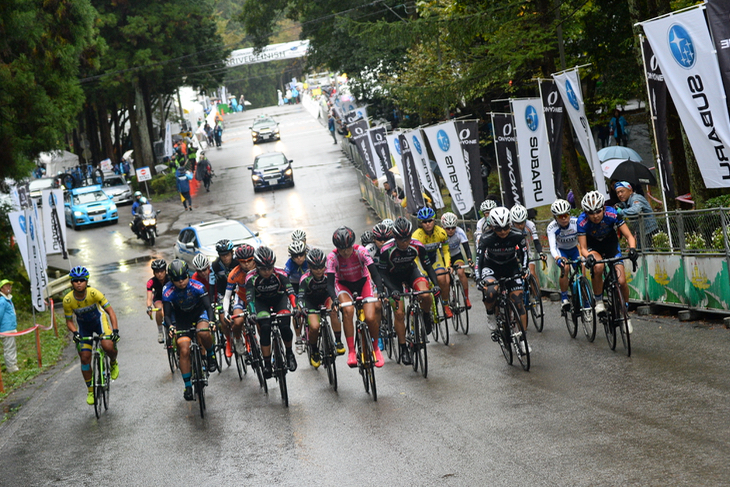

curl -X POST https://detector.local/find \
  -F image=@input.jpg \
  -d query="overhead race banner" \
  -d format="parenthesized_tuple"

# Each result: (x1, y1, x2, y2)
(641, 36, 676, 199)
(706, 0, 730, 117)
(227, 40, 310, 67)
(369, 127, 396, 189)
(643, 7, 730, 187)
(454, 120, 483, 210)
(492, 113, 524, 207)
(422, 122, 474, 216)
(406, 130, 444, 209)
(349, 119, 379, 178)
(511, 98, 556, 209)
(539, 80, 565, 195)
(9, 205, 48, 312)
(552, 69, 608, 196)
(41, 189, 67, 258)
(397, 134, 425, 214)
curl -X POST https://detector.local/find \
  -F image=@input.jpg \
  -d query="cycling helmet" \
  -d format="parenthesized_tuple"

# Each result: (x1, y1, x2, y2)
(151, 259, 167, 271)
(133, 191, 142, 199)
(291, 229, 307, 241)
(392, 217, 412, 239)
(254, 246, 276, 268)
(372, 222, 392, 241)
(360, 230, 374, 246)
(235, 244, 255, 261)
(551, 199, 572, 216)
(380, 218, 394, 230)
(215, 239, 234, 255)
(139, 196, 148, 205)
(510, 204, 528, 224)
(168, 259, 189, 281)
(69, 266, 90, 281)
(416, 207, 436, 221)
(480, 199, 498, 214)
(192, 253, 210, 271)
(581, 191, 606, 212)
(332, 226, 356, 249)
(306, 248, 326, 268)
(288, 240, 307, 256)
(441, 212, 458, 228)
(489, 207, 512, 229)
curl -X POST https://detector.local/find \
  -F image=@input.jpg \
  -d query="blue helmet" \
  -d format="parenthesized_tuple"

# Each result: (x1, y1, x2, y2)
(417, 207, 436, 221)
(69, 266, 90, 281)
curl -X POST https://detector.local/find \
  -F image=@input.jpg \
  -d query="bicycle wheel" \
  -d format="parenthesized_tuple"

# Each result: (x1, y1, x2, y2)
(507, 300, 530, 371)
(382, 304, 396, 360)
(322, 325, 338, 391)
(250, 333, 268, 393)
(450, 279, 461, 332)
(613, 284, 631, 357)
(603, 291, 617, 351)
(415, 312, 428, 378)
(167, 341, 178, 374)
(102, 355, 110, 410)
(406, 310, 419, 372)
(576, 276, 596, 342)
(430, 299, 439, 343)
(435, 298, 449, 345)
(527, 275, 544, 332)
(275, 336, 288, 407)
(460, 284, 470, 335)
(192, 348, 205, 418)
(565, 286, 578, 338)
(233, 339, 245, 381)
(496, 305, 513, 365)
(93, 353, 102, 418)
(221, 329, 232, 368)
(361, 327, 377, 400)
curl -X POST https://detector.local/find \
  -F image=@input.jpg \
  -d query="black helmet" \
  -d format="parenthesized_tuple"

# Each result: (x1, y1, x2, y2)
(306, 248, 326, 268)
(372, 222, 392, 241)
(235, 244, 255, 261)
(360, 230, 374, 246)
(253, 246, 276, 268)
(151, 259, 167, 271)
(332, 226, 356, 249)
(216, 239, 233, 255)
(392, 217, 412, 239)
(168, 259, 189, 281)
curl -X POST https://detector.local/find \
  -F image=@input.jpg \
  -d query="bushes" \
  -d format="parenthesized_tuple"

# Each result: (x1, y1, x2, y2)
(705, 194, 730, 208)
(150, 172, 176, 195)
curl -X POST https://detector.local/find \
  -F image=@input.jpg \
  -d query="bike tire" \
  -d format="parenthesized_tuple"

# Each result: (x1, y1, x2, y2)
(497, 306, 513, 365)
(250, 334, 268, 393)
(361, 326, 377, 400)
(414, 311, 428, 378)
(450, 279, 461, 332)
(102, 355, 110, 410)
(507, 300, 530, 371)
(613, 284, 631, 357)
(148, 230, 155, 246)
(323, 324, 338, 391)
(460, 285, 470, 335)
(407, 310, 418, 372)
(192, 348, 205, 418)
(565, 287, 579, 339)
(436, 298, 449, 345)
(430, 299, 439, 343)
(93, 353, 102, 418)
(167, 344, 178, 373)
(527, 275, 544, 332)
(234, 339, 245, 381)
(275, 336, 288, 407)
(369, 364, 377, 402)
(576, 276, 597, 342)
(604, 291, 617, 351)
(222, 330, 232, 368)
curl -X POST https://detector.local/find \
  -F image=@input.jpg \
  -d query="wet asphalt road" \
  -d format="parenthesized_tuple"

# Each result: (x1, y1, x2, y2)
(2, 103, 730, 486)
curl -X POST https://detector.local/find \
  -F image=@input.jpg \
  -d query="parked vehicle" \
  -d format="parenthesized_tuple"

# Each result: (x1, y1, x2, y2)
(173, 219, 262, 267)
(101, 173, 133, 205)
(64, 185, 118, 230)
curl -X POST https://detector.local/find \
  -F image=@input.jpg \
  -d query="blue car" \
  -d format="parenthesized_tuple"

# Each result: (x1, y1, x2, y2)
(64, 185, 119, 230)
(248, 152, 294, 191)
(173, 219, 263, 268)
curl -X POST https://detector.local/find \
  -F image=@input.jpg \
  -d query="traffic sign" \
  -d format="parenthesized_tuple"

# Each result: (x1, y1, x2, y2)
(136, 166, 152, 182)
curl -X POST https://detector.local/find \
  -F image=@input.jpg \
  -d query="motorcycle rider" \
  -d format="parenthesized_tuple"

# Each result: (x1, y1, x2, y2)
(130, 192, 144, 238)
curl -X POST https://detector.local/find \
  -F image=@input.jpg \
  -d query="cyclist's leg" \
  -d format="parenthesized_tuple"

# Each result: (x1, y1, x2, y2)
(154, 299, 164, 327)
(508, 286, 528, 332)
(337, 286, 355, 355)
(360, 279, 381, 346)
(231, 296, 246, 341)
(256, 298, 273, 358)
(434, 262, 450, 305)
(480, 266, 499, 313)
(588, 250, 605, 296)
(414, 277, 432, 313)
(393, 295, 406, 343)
(178, 336, 192, 375)
(615, 262, 629, 303)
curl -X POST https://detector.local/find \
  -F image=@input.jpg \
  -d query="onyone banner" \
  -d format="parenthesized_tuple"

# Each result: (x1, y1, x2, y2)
(552, 69, 608, 196)
(422, 122, 474, 216)
(369, 127, 397, 190)
(643, 7, 730, 187)
(511, 98, 556, 209)
(41, 189, 67, 257)
(349, 119, 379, 178)
(539, 80, 565, 195)
(492, 113, 524, 207)
(227, 40, 309, 67)
(405, 130, 444, 209)
(454, 120, 483, 210)
(345, 106, 369, 125)
(397, 134, 425, 214)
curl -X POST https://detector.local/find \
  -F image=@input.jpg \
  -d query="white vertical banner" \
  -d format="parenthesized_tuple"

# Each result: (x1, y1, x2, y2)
(552, 69, 608, 196)
(421, 122, 474, 216)
(642, 7, 730, 188)
(405, 129, 445, 209)
(9, 205, 48, 311)
(164, 121, 174, 158)
(386, 132, 405, 186)
(40, 189, 67, 257)
(510, 98, 557, 209)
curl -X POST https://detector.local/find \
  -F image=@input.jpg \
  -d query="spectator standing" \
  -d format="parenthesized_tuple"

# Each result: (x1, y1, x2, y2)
(0, 279, 19, 373)
(176, 166, 193, 211)
(328, 114, 338, 144)
(610, 109, 628, 146)
(614, 181, 659, 249)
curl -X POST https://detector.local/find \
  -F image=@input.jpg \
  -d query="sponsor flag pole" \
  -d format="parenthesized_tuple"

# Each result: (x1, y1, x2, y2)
(490, 113, 505, 204)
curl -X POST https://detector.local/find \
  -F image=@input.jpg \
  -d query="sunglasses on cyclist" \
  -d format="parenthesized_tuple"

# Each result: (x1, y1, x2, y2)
(556, 213, 570, 219)
(291, 252, 306, 258)
(172, 276, 188, 282)
(444, 226, 456, 231)
(421, 219, 434, 224)
(310, 265, 326, 270)
(586, 209, 603, 215)
(257, 266, 274, 271)
(494, 226, 511, 232)
(71, 279, 87, 284)
(374, 238, 387, 242)
(395, 236, 411, 241)
(240, 257, 254, 263)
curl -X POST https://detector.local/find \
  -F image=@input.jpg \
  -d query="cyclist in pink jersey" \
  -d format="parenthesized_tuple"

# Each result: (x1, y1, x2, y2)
(326, 226, 385, 368)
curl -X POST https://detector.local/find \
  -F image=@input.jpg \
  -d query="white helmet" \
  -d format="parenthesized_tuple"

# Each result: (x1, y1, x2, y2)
(380, 218, 394, 230)
(488, 207, 511, 229)
(509, 204, 528, 224)
(480, 199, 498, 214)
(551, 199, 572, 216)
(441, 212, 458, 228)
(288, 239, 307, 256)
(192, 253, 210, 271)
(581, 191, 605, 212)
(291, 229, 306, 241)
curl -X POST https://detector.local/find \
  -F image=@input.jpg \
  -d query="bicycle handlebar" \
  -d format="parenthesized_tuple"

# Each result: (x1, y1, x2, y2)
(595, 254, 638, 273)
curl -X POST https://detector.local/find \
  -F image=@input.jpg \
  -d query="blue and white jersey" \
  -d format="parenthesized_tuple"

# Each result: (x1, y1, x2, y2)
(547, 217, 579, 259)
(446, 226, 468, 256)
(162, 279, 208, 313)
(576, 206, 624, 242)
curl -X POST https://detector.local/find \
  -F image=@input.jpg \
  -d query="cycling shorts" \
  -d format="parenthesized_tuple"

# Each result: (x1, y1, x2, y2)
(335, 277, 376, 300)
(390, 266, 428, 292)
(451, 252, 465, 265)
(588, 239, 623, 263)
(232, 294, 246, 311)
(432, 261, 448, 274)
(559, 246, 580, 262)
(303, 296, 334, 314)
(173, 307, 210, 332)
(77, 320, 114, 352)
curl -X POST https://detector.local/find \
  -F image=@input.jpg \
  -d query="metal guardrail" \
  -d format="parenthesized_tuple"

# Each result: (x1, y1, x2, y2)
(43, 274, 70, 299)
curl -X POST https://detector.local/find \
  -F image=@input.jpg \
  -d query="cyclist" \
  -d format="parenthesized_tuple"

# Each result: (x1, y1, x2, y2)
(163, 260, 216, 401)
(212, 239, 238, 358)
(298, 248, 341, 367)
(367, 222, 392, 264)
(510, 204, 546, 285)
(223, 245, 257, 353)
(192, 254, 215, 301)
(63, 266, 120, 406)
(245, 246, 298, 378)
(475, 207, 529, 340)
(146, 259, 168, 343)
(360, 230, 374, 248)
(285, 240, 309, 354)
(474, 199, 498, 247)
(441, 212, 473, 309)
(546, 199, 580, 311)
(379, 217, 441, 365)
(291, 229, 307, 243)
(577, 191, 638, 333)
(326, 226, 385, 368)
(412, 207, 453, 318)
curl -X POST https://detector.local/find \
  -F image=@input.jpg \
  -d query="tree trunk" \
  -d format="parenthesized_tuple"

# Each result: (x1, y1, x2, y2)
(141, 77, 157, 147)
(97, 103, 115, 164)
(84, 103, 101, 167)
(129, 81, 155, 175)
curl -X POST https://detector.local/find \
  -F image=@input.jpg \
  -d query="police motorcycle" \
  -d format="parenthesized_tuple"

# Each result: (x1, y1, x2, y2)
(131, 202, 161, 246)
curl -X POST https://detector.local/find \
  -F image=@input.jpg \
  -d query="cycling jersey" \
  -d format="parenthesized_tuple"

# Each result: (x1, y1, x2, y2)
(226, 266, 249, 302)
(446, 227, 471, 262)
(244, 267, 295, 304)
(474, 216, 490, 246)
(63, 287, 112, 335)
(325, 245, 373, 282)
(146, 275, 169, 302)
(475, 229, 528, 280)
(412, 226, 451, 268)
(547, 217, 579, 259)
(576, 206, 624, 243)
(162, 279, 214, 330)
(524, 220, 543, 253)
(298, 270, 331, 311)
(212, 256, 238, 298)
(379, 239, 439, 293)
(284, 258, 308, 293)
(191, 271, 215, 302)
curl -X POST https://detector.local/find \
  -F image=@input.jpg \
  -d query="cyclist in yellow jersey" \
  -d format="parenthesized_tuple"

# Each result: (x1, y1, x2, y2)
(63, 266, 120, 406)
(412, 207, 453, 318)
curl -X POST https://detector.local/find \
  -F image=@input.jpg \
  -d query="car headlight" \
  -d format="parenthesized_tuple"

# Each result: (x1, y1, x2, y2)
(110, 204, 117, 211)
(74, 211, 84, 217)
(143, 219, 156, 225)
(275, 128, 280, 134)
(284, 168, 293, 176)
(252, 175, 261, 181)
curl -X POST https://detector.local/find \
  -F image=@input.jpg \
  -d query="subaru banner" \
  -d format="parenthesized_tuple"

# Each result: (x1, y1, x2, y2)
(422, 122, 474, 216)
(406, 129, 444, 209)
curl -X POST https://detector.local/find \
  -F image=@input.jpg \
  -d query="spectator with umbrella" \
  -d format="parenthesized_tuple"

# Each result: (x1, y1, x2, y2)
(614, 181, 659, 250)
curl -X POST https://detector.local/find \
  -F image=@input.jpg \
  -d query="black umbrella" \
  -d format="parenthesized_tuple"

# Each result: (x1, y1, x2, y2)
(604, 159, 657, 187)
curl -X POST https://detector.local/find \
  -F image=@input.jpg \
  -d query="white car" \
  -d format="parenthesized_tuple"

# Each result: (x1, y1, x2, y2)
(173, 219, 263, 267)
(101, 173, 133, 205)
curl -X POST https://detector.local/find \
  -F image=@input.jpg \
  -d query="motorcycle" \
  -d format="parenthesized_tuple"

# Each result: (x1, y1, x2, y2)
(131, 203, 161, 246)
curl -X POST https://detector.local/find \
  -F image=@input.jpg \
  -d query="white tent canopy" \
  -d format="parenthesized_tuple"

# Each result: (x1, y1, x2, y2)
(37, 150, 79, 175)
